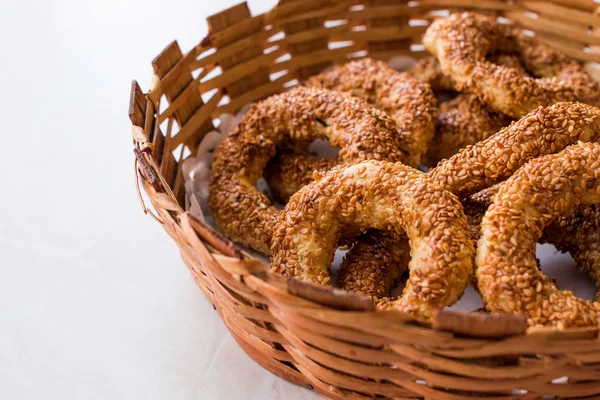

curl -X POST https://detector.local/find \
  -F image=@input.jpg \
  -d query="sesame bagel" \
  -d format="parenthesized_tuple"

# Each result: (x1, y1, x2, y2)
(265, 58, 437, 201)
(476, 142, 600, 328)
(423, 12, 600, 118)
(407, 55, 522, 165)
(339, 103, 600, 302)
(270, 161, 474, 318)
(209, 86, 405, 254)
(466, 183, 600, 302)
(428, 102, 600, 199)
(305, 58, 438, 167)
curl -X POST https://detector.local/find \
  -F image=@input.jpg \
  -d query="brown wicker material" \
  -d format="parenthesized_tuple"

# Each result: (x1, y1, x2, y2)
(129, 1, 600, 398)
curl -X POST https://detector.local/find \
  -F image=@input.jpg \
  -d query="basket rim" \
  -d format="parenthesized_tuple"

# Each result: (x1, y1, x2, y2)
(128, 0, 600, 338)
(130, 97, 599, 340)
(128, 1, 600, 398)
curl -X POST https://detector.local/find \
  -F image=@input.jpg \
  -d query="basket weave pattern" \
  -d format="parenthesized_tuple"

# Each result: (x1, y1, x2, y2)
(129, 1, 600, 398)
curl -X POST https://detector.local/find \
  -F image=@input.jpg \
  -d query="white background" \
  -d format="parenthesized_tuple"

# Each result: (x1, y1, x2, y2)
(0, 0, 316, 399)
(1, 1, 596, 399)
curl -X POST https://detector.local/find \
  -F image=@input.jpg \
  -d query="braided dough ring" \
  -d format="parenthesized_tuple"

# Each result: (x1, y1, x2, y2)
(209, 86, 405, 254)
(270, 161, 474, 318)
(423, 12, 600, 118)
(264, 58, 437, 201)
(477, 142, 600, 328)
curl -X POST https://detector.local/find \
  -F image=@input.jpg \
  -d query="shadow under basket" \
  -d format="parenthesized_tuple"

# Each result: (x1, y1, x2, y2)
(129, 1, 600, 398)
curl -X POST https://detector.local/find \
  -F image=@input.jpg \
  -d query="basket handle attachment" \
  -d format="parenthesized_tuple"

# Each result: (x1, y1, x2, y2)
(134, 147, 163, 224)
(130, 79, 164, 223)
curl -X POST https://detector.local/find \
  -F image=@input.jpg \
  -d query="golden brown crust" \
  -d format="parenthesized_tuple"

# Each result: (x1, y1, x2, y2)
(408, 55, 521, 166)
(305, 58, 438, 166)
(336, 103, 600, 304)
(265, 58, 438, 201)
(348, 103, 600, 302)
(423, 12, 600, 118)
(428, 102, 600, 199)
(264, 149, 328, 203)
(458, 175, 600, 308)
(209, 86, 405, 254)
(543, 206, 600, 301)
(336, 230, 409, 300)
(424, 94, 511, 165)
(407, 56, 455, 92)
(270, 161, 474, 318)
(261, 58, 439, 289)
(476, 143, 600, 328)
(407, 54, 528, 93)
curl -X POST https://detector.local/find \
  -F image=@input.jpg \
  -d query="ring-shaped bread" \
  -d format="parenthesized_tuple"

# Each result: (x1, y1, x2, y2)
(423, 12, 600, 118)
(270, 161, 474, 318)
(542, 206, 600, 302)
(336, 230, 410, 300)
(476, 142, 600, 328)
(466, 184, 600, 302)
(341, 102, 600, 302)
(407, 55, 520, 165)
(209, 86, 405, 254)
(305, 58, 437, 167)
(426, 94, 511, 165)
(428, 102, 600, 199)
(264, 58, 437, 201)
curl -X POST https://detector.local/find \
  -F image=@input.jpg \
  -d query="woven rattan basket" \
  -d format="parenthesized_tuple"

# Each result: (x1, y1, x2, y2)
(129, 1, 600, 398)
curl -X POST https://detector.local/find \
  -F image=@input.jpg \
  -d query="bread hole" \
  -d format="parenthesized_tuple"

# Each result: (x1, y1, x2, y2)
(308, 138, 339, 160)
(537, 243, 596, 301)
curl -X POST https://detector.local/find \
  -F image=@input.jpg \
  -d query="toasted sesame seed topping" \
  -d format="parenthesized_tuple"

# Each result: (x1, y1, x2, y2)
(265, 58, 437, 201)
(423, 12, 600, 118)
(429, 103, 600, 199)
(476, 142, 600, 328)
(270, 161, 474, 319)
(209, 86, 406, 254)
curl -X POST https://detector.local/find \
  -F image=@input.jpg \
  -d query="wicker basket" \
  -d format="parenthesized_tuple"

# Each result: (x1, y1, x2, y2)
(129, 1, 600, 398)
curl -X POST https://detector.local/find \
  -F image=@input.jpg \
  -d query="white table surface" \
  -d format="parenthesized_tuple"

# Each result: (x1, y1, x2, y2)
(0, 0, 316, 399)
(1, 1, 597, 399)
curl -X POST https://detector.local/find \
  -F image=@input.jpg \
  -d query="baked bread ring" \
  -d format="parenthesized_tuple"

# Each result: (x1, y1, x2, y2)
(428, 102, 600, 199)
(304, 58, 437, 166)
(264, 58, 437, 201)
(264, 149, 325, 203)
(341, 102, 600, 302)
(270, 161, 474, 318)
(268, 54, 519, 199)
(426, 95, 510, 165)
(467, 184, 600, 302)
(209, 86, 405, 254)
(337, 230, 410, 300)
(407, 54, 528, 94)
(476, 142, 600, 328)
(407, 55, 520, 165)
(544, 206, 600, 302)
(423, 12, 600, 118)
(406, 55, 454, 92)
(333, 55, 521, 301)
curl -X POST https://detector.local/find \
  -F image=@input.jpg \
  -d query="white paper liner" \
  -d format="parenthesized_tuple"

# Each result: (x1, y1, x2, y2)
(181, 59, 597, 309)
